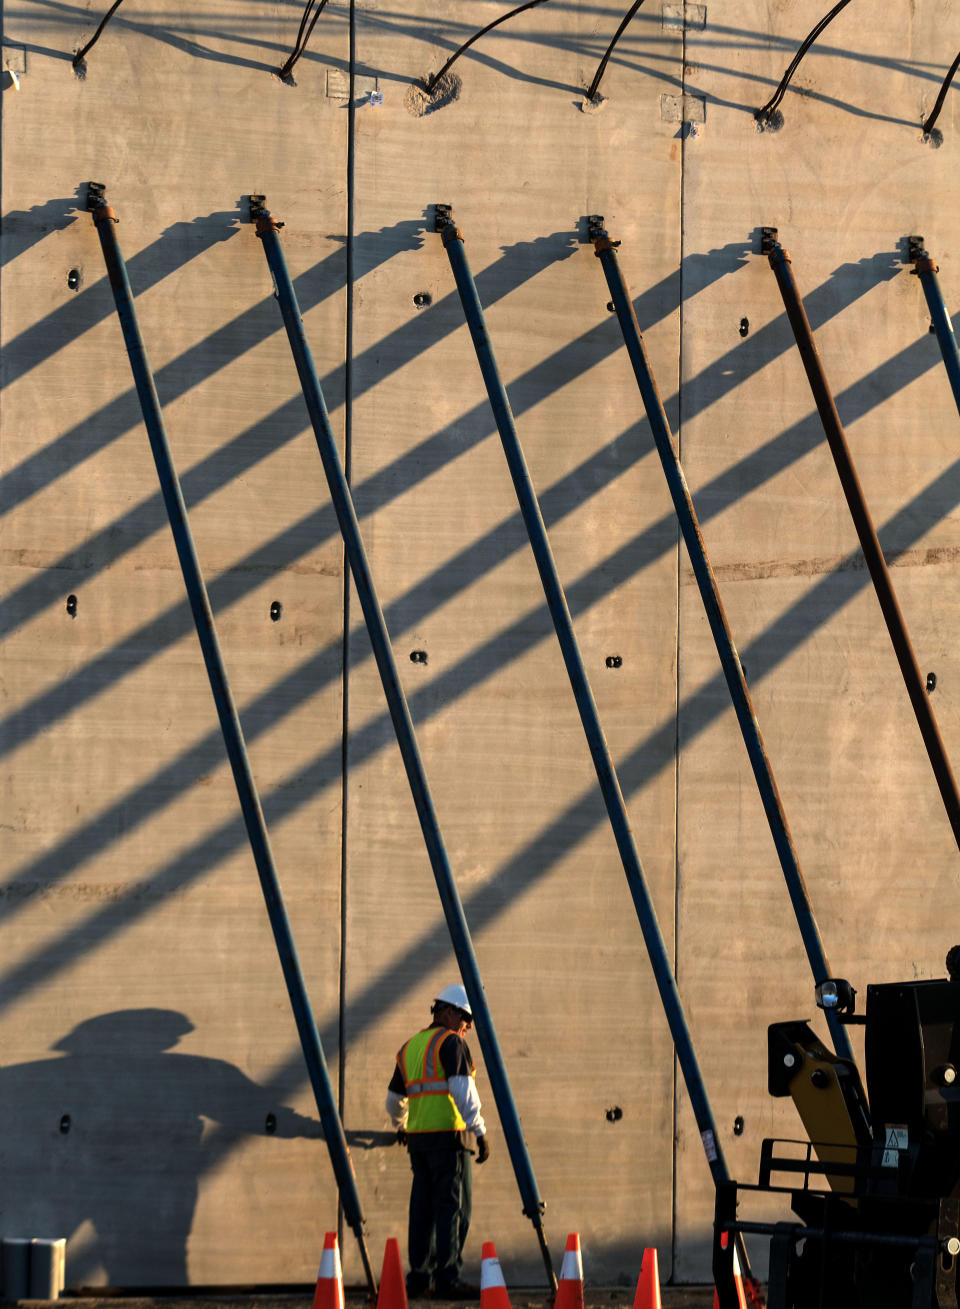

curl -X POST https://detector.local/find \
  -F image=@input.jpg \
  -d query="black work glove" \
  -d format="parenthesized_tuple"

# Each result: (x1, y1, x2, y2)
(476, 1135, 490, 1164)
(396, 1128, 408, 1147)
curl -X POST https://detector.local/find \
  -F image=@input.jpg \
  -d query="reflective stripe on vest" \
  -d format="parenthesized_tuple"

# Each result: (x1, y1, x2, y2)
(397, 1027, 468, 1133)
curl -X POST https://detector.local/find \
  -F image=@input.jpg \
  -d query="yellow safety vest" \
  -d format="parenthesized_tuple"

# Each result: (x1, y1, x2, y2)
(397, 1027, 470, 1134)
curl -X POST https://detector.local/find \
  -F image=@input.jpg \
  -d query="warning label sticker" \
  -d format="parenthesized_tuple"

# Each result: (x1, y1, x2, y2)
(884, 1125, 909, 1151)
(701, 1129, 718, 1162)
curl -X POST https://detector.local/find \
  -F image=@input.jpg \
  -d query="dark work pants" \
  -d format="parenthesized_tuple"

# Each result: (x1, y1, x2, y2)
(407, 1145, 472, 1292)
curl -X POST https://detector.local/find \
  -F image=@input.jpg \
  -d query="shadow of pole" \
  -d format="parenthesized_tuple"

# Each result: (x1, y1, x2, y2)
(1, 329, 957, 1013)
(6, 423, 958, 1207)
(0, 232, 629, 663)
(0, 225, 562, 528)
(151, 424, 960, 1198)
(0, 237, 736, 657)
(0, 247, 896, 764)
(3, 211, 240, 386)
(0, 261, 927, 943)
(1, 196, 80, 267)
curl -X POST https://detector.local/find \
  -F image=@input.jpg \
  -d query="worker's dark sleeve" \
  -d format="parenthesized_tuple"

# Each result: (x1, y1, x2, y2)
(389, 1063, 406, 1094)
(438, 1035, 473, 1079)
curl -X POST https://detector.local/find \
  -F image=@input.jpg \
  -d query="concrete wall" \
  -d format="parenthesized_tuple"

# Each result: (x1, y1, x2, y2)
(2, 0, 960, 1288)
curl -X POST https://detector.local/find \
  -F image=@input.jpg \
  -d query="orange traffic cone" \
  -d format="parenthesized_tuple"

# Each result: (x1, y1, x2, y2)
(312, 1232, 345, 1309)
(377, 1238, 409, 1309)
(554, 1234, 585, 1309)
(632, 1248, 662, 1309)
(480, 1241, 512, 1309)
(712, 1233, 747, 1309)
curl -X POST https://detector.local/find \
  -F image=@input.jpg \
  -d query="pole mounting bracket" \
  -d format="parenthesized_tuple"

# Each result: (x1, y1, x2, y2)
(906, 234, 936, 274)
(249, 195, 283, 233)
(86, 181, 107, 211)
(760, 226, 779, 255)
(433, 203, 453, 232)
(585, 214, 607, 243)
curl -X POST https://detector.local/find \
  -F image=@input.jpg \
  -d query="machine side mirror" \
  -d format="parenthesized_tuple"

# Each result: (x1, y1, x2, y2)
(816, 978, 857, 1016)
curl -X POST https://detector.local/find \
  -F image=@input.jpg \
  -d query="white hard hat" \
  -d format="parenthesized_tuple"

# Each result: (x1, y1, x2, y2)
(434, 984, 472, 1016)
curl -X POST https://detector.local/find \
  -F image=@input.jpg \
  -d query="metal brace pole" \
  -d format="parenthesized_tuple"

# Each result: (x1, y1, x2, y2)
(249, 196, 557, 1293)
(589, 216, 854, 1066)
(765, 227, 960, 853)
(85, 182, 377, 1298)
(906, 235, 960, 420)
(434, 203, 730, 1191)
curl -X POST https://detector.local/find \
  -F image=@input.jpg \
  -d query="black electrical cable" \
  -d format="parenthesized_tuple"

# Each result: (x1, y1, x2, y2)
(289, 0, 317, 67)
(278, 0, 331, 79)
(278, 0, 324, 78)
(923, 48, 960, 135)
(755, 0, 853, 124)
(72, 0, 127, 68)
(584, 0, 647, 102)
(424, 0, 548, 95)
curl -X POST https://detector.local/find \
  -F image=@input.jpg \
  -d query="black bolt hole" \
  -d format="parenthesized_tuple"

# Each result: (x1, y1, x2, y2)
(739, 317, 749, 337)
(605, 655, 622, 668)
(59, 1114, 71, 1134)
(927, 671, 937, 693)
(264, 1113, 277, 1135)
(66, 594, 78, 618)
(413, 292, 432, 309)
(410, 650, 428, 665)
(67, 269, 82, 292)
(733, 1115, 744, 1136)
(605, 1106, 623, 1122)
(606, 301, 615, 313)
(270, 600, 282, 622)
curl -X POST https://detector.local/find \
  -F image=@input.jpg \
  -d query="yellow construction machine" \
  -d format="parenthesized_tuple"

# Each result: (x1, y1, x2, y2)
(714, 954, 960, 1307)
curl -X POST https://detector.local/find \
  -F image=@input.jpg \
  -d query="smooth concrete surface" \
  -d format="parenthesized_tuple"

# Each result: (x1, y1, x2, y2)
(2, 0, 960, 1292)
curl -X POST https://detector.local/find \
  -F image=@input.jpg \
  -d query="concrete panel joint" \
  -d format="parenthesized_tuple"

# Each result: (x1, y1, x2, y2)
(661, 3, 707, 30)
(660, 93, 706, 124)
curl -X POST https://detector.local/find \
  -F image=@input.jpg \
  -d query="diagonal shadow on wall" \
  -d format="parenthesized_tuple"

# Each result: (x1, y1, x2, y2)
(2, 262, 959, 1276)
(2, 209, 239, 384)
(1, 195, 79, 266)
(1, 246, 902, 771)
(1, 310, 955, 1008)
(16, 0, 294, 74)
(3, 436, 958, 1246)
(0, 253, 919, 949)
(0, 222, 568, 528)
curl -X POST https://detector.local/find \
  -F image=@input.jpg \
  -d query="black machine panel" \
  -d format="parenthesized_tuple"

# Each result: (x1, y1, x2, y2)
(866, 979, 960, 1199)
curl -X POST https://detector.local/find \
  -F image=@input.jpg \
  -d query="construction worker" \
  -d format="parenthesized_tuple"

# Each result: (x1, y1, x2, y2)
(387, 984, 490, 1300)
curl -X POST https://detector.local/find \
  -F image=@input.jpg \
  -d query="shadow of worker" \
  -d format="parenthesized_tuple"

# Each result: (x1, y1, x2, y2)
(0, 1009, 322, 1287)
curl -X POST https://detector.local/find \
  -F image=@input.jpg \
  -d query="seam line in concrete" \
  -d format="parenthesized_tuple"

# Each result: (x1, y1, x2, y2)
(671, 0, 689, 1277)
(337, 0, 358, 1253)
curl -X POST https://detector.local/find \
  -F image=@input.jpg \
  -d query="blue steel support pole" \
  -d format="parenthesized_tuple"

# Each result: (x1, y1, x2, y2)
(907, 236, 960, 420)
(766, 232, 960, 855)
(433, 208, 730, 1191)
(249, 199, 557, 1291)
(85, 184, 377, 1297)
(589, 218, 854, 1066)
